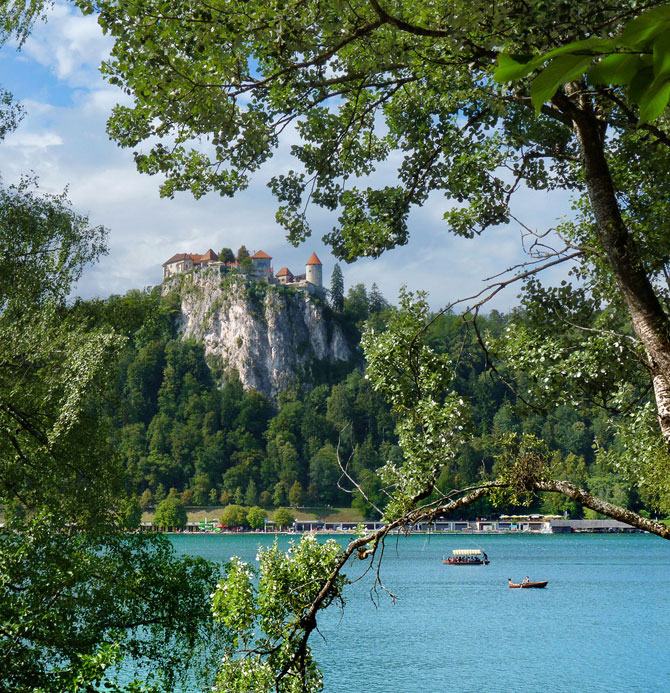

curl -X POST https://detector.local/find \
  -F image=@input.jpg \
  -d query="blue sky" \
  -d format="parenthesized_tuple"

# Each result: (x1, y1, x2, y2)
(0, 1, 574, 311)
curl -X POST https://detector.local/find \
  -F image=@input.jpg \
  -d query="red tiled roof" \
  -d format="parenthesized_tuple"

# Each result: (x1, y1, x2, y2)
(251, 250, 272, 259)
(163, 252, 190, 266)
(276, 267, 293, 277)
(163, 249, 218, 266)
(306, 252, 322, 265)
(199, 248, 218, 262)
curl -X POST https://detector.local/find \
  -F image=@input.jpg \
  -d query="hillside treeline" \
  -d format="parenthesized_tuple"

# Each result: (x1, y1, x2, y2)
(79, 283, 648, 519)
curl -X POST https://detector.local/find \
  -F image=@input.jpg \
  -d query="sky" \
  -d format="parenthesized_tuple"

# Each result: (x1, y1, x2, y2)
(0, 2, 575, 312)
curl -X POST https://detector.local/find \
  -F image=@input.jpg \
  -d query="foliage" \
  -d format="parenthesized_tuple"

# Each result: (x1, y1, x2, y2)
(246, 505, 267, 529)
(140, 488, 153, 508)
(495, 4, 670, 123)
(220, 504, 249, 528)
(0, 513, 223, 692)
(362, 289, 469, 519)
(219, 247, 235, 264)
(154, 496, 187, 528)
(119, 494, 143, 529)
(288, 480, 304, 507)
(329, 264, 344, 312)
(0, 0, 48, 47)
(490, 434, 551, 507)
(85, 279, 658, 519)
(210, 535, 345, 692)
(0, 168, 221, 689)
(0, 177, 123, 522)
(76, 0, 645, 254)
(273, 507, 295, 529)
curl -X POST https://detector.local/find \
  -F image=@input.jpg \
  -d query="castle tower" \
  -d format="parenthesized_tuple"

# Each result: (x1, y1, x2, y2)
(305, 252, 323, 288)
(250, 250, 273, 279)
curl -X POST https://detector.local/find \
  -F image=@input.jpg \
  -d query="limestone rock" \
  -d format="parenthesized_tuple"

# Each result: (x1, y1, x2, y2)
(165, 270, 353, 398)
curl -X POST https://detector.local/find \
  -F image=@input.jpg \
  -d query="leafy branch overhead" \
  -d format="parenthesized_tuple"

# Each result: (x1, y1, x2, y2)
(495, 4, 670, 123)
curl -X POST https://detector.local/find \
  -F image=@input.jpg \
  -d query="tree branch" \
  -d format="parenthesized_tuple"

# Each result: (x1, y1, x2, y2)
(535, 479, 670, 538)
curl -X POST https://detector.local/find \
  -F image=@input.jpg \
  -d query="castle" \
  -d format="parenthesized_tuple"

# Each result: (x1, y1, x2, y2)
(162, 248, 324, 295)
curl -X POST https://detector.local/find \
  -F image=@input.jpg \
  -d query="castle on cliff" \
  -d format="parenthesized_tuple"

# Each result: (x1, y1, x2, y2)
(162, 248, 324, 295)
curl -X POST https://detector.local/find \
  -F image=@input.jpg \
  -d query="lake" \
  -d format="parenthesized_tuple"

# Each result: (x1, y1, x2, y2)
(168, 532, 670, 692)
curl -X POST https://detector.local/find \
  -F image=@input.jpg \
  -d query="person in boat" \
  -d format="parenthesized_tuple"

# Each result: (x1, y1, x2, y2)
(523, 576, 530, 584)
(482, 551, 488, 563)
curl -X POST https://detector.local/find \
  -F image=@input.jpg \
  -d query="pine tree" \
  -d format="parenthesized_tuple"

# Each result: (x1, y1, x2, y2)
(369, 283, 388, 314)
(139, 488, 153, 508)
(288, 481, 303, 507)
(244, 479, 258, 506)
(330, 264, 344, 312)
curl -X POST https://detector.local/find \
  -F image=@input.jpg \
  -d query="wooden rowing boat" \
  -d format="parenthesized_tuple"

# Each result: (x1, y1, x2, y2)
(508, 580, 548, 588)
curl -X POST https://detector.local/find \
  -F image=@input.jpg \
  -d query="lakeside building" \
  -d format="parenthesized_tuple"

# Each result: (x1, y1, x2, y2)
(137, 515, 642, 534)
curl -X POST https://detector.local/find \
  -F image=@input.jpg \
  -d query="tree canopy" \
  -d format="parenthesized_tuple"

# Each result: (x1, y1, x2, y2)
(0, 15, 224, 691)
(154, 496, 188, 528)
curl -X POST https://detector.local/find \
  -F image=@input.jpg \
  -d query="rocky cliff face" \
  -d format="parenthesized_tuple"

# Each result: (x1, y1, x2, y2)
(165, 270, 354, 399)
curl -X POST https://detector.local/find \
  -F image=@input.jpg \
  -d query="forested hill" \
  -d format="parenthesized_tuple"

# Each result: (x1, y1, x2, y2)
(76, 280, 648, 519)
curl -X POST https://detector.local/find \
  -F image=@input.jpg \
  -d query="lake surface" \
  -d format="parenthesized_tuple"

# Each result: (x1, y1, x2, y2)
(169, 532, 670, 692)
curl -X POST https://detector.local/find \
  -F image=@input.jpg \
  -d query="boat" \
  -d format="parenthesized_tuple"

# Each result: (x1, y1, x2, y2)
(443, 549, 489, 565)
(508, 579, 548, 588)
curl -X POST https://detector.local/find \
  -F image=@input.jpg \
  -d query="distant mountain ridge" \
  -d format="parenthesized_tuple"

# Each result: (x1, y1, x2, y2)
(165, 269, 354, 398)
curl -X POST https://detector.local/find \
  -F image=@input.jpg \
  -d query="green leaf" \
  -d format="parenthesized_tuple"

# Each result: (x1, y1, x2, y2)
(542, 36, 615, 62)
(638, 76, 670, 124)
(652, 37, 670, 78)
(588, 53, 644, 86)
(530, 54, 593, 114)
(628, 67, 655, 104)
(493, 53, 540, 83)
(618, 6, 670, 48)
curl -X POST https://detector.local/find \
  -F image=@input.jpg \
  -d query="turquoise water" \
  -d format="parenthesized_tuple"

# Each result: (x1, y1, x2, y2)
(170, 533, 670, 692)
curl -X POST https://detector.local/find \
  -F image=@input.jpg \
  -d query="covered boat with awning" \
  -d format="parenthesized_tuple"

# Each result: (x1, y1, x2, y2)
(442, 549, 490, 565)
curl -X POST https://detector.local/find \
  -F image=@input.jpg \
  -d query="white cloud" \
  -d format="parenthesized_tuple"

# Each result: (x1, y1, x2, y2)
(22, 2, 112, 88)
(3, 130, 62, 148)
(79, 87, 128, 117)
(0, 1, 578, 313)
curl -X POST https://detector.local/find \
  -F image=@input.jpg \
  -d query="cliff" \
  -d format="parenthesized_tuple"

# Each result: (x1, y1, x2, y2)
(164, 270, 354, 398)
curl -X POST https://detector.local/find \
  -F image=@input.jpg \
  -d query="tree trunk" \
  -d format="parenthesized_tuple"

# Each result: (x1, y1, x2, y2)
(572, 108, 670, 444)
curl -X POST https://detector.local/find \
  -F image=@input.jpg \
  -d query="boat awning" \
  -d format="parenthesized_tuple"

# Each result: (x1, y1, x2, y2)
(452, 549, 482, 556)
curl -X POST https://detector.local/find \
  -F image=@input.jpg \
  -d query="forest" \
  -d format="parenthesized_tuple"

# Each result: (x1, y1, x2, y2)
(84, 277, 648, 521)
